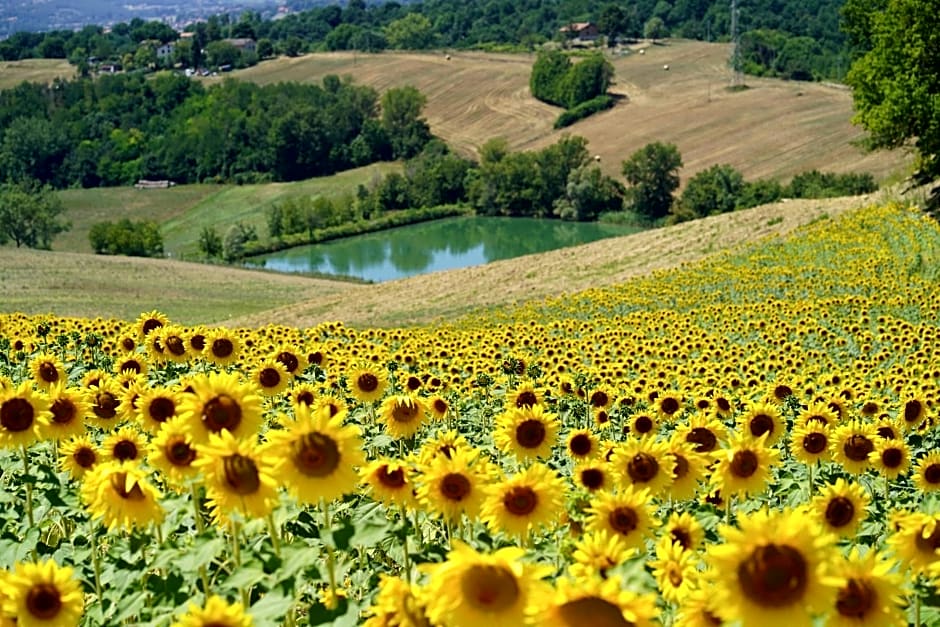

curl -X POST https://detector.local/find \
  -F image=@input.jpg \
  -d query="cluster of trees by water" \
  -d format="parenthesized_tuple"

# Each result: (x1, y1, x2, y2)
(1, 0, 865, 82)
(0, 72, 431, 188)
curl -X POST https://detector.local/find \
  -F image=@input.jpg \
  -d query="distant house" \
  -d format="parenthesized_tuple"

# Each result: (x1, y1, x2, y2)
(223, 38, 257, 53)
(559, 22, 600, 42)
(156, 41, 176, 60)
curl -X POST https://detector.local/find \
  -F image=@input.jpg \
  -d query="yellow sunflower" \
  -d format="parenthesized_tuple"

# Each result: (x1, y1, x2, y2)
(195, 430, 279, 526)
(171, 595, 253, 627)
(674, 584, 725, 627)
(81, 461, 164, 532)
(347, 365, 388, 404)
(625, 412, 659, 439)
(379, 394, 428, 440)
(417, 448, 488, 524)
(789, 422, 831, 466)
(29, 352, 66, 390)
(44, 384, 90, 441)
(886, 511, 940, 575)
(830, 421, 878, 475)
(588, 387, 614, 411)
(363, 574, 433, 627)
(675, 413, 727, 457)
(540, 575, 658, 627)
(560, 429, 595, 463)
(571, 461, 613, 493)
(494, 404, 559, 461)
(416, 429, 473, 466)
(568, 529, 636, 580)
(2, 560, 83, 627)
(202, 329, 242, 368)
(113, 352, 149, 379)
(288, 382, 319, 410)
(665, 437, 708, 501)
(178, 372, 264, 444)
(251, 358, 291, 397)
(480, 462, 566, 539)
(584, 487, 657, 549)
(873, 416, 905, 441)
(158, 325, 192, 364)
(649, 535, 700, 604)
(0, 381, 51, 449)
(869, 438, 911, 480)
(262, 404, 364, 505)
(148, 416, 201, 488)
(795, 401, 839, 430)
(656, 391, 684, 421)
(662, 511, 705, 552)
(427, 394, 450, 421)
(423, 541, 551, 627)
(273, 347, 308, 377)
(506, 383, 543, 409)
(135, 386, 180, 433)
(135, 309, 169, 341)
(899, 395, 929, 431)
(811, 478, 870, 537)
(712, 432, 779, 498)
(706, 507, 841, 627)
(737, 400, 785, 446)
(611, 436, 675, 496)
(827, 547, 906, 627)
(87, 379, 124, 430)
(59, 434, 99, 480)
(102, 425, 148, 463)
(361, 458, 416, 507)
(913, 451, 940, 493)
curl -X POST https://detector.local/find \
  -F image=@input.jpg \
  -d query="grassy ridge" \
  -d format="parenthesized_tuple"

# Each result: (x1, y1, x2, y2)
(0, 59, 74, 88)
(55, 162, 400, 256)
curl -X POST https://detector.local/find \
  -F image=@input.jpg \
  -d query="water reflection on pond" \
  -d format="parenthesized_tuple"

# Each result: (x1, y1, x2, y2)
(250, 216, 641, 283)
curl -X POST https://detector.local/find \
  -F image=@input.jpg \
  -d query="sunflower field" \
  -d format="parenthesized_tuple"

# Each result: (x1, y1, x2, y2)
(1, 202, 940, 626)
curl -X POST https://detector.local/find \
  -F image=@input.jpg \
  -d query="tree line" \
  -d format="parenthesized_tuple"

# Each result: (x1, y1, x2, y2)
(1, 1, 861, 81)
(0, 72, 431, 188)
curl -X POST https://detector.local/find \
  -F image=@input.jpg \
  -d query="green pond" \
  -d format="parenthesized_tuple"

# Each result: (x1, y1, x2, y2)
(250, 216, 642, 283)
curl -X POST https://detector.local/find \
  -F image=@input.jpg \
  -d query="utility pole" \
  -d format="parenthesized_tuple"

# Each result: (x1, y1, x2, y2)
(730, 0, 742, 87)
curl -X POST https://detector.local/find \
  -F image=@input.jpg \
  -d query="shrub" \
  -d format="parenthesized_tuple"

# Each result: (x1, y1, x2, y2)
(88, 219, 163, 257)
(554, 95, 616, 129)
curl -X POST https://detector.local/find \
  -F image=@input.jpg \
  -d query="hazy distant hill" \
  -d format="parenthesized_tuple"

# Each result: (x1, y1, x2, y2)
(0, 0, 278, 36)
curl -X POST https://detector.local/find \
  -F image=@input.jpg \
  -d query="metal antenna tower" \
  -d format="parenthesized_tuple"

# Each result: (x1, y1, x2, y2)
(730, 0, 742, 87)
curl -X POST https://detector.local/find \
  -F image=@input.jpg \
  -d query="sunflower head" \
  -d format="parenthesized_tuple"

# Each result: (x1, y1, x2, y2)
(495, 404, 559, 461)
(812, 478, 870, 537)
(0, 381, 51, 449)
(347, 365, 388, 404)
(3, 560, 84, 627)
(171, 595, 253, 627)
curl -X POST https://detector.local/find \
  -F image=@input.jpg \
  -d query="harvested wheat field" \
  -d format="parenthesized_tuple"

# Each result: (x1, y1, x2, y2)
(229, 40, 904, 184)
(0, 58, 75, 89)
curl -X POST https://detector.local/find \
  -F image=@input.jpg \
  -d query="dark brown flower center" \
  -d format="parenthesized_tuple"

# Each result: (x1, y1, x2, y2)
(110, 471, 146, 500)
(806, 415, 829, 427)
(296, 391, 315, 406)
(749, 414, 775, 438)
(660, 397, 680, 415)
(608, 506, 638, 535)
(627, 453, 659, 483)
(38, 362, 59, 383)
(687, 427, 717, 453)
(391, 401, 420, 424)
(406, 376, 422, 391)
(259, 367, 282, 388)
(462, 565, 519, 612)
(148, 397, 175, 423)
(1, 397, 35, 432)
(881, 447, 904, 469)
(223, 454, 261, 495)
(569, 433, 593, 457)
(844, 435, 874, 462)
(113, 440, 138, 461)
(121, 337, 136, 351)
(924, 463, 940, 485)
(738, 544, 808, 607)
(377, 465, 406, 489)
(50, 398, 77, 424)
(556, 597, 633, 627)
(211, 338, 234, 358)
(165, 335, 186, 356)
(773, 385, 793, 401)
(590, 390, 609, 408)
(916, 523, 940, 553)
(308, 351, 324, 365)
(503, 486, 538, 516)
(276, 351, 300, 373)
(357, 373, 379, 393)
(292, 432, 340, 477)
(836, 578, 876, 618)
(441, 473, 471, 501)
(905, 400, 923, 423)
(824, 496, 855, 528)
(730, 450, 759, 478)
(189, 334, 206, 351)
(716, 397, 731, 413)
(141, 318, 163, 336)
(670, 528, 692, 550)
(433, 399, 448, 415)
(167, 440, 197, 467)
(673, 454, 689, 480)
(202, 395, 242, 433)
(515, 391, 538, 407)
(26, 583, 62, 619)
(93, 392, 118, 420)
(580, 468, 605, 490)
(633, 415, 654, 434)
(876, 425, 897, 439)
(803, 432, 828, 454)
(516, 419, 546, 449)
(74, 447, 96, 468)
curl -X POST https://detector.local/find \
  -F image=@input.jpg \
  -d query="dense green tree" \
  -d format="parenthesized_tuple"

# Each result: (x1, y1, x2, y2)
(621, 142, 682, 220)
(198, 226, 223, 258)
(88, 219, 163, 256)
(557, 54, 614, 108)
(0, 116, 70, 186)
(385, 14, 436, 50)
(676, 164, 745, 220)
(256, 38, 275, 59)
(380, 86, 432, 159)
(644, 16, 667, 41)
(844, 0, 940, 202)
(530, 50, 571, 107)
(0, 180, 69, 248)
(553, 165, 624, 220)
(205, 41, 240, 68)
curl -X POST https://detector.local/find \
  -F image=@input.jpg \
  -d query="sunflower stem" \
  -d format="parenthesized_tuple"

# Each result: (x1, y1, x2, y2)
(724, 494, 733, 526)
(400, 506, 411, 584)
(266, 512, 281, 558)
(914, 582, 921, 626)
(807, 462, 814, 498)
(21, 445, 35, 529)
(191, 483, 205, 533)
(321, 499, 338, 605)
(230, 519, 249, 607)
(88, 518, 105, 622)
